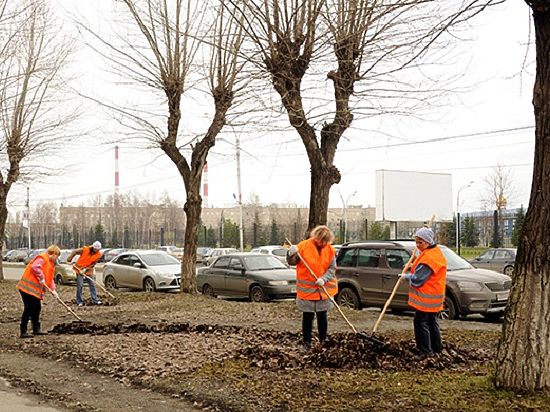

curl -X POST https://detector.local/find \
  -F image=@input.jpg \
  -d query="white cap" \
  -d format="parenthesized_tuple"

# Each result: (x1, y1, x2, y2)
(92, 241, 102, 250)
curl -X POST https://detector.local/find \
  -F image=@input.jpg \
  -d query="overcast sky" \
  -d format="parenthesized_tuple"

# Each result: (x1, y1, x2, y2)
(7, 1, 536, 221)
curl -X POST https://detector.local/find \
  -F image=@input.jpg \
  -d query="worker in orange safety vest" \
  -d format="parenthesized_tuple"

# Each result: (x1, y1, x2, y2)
(400, 227, 447, 355)
(16, 245, 61, 338)
(287, 225, 338, 350)
(66, 240, 103, 306)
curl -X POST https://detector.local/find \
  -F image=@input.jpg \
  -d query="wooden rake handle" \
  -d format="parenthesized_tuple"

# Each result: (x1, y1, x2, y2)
(286, 238, 358, 334)
(372, 247, 418, 334)
(44, 284, 83, 322)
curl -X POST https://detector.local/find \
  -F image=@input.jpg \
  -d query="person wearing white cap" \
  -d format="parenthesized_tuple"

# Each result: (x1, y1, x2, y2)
(66, 241, 104, 306)
(400, 227, 447, 355)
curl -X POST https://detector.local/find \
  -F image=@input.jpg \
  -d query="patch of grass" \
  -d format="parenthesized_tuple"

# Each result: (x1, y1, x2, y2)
(185, 362, 550, 411)
(457, 247, 488, 259)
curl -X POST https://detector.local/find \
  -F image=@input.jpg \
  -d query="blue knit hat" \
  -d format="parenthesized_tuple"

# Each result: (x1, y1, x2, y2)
(415, 227, 435, 245)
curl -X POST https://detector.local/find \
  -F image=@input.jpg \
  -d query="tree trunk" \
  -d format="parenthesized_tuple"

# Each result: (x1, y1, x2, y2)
(0, 185, 9, 281)
(307, 166, 333, 235)
(0, 216, 6, 281)
(495, 2, 550, 391)
(181, 177, 201, 294)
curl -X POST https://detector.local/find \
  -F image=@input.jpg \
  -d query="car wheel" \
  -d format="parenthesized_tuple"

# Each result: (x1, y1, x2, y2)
(55, 274, 64, 285)
(202, 284, 216, 297)
(443, 295, 458, 320)
(250, 285, 267, 302)
(336, 287, 362, 310)
(104, 274, 117, 290)
(143, 277, 156, 292)
(504, 265, 514, 277)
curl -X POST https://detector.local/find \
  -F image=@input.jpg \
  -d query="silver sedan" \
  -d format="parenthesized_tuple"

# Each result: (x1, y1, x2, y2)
(103, 250, 181, 292)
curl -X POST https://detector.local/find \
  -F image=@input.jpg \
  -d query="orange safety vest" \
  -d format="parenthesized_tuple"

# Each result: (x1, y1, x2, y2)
(295, 238, 337, 300)
(408, 246, 447, 312)
(16, 252, 55, 300)
(74, 246, 102, 275)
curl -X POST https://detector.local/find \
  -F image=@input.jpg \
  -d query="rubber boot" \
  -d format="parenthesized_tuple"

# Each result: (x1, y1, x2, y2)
(20, 325, 32, 339)
(33, 323, 48, 336)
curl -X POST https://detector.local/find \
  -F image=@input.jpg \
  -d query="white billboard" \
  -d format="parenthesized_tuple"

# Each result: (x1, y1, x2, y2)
(375, 170, 453, 221)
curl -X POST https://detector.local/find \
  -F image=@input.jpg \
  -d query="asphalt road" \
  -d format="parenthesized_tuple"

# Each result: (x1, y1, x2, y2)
(1, 263, 104, 282)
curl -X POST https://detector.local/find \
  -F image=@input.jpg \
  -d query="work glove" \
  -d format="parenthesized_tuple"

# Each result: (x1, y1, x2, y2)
(288, 245, 298, 256)
(39, 278, 46, 285)
(399, 273, 412, 280)
(315, 277, 325, 287)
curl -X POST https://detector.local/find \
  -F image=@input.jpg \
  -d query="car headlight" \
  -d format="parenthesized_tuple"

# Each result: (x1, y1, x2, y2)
(456, 281, 485, 292)
(268, 280, 289, 286)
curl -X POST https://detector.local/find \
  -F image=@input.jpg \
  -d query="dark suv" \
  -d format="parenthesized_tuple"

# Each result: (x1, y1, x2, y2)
(335, 240, 512, 320)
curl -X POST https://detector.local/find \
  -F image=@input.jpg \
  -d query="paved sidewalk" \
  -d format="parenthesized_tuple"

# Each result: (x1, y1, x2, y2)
(0, 377, 61, 412)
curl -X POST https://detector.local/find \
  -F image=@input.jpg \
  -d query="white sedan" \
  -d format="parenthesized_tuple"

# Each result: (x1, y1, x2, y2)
(103, 250, 181, 292)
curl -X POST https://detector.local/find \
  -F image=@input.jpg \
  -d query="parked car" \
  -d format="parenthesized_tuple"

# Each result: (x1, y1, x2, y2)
(469, 248, 516, 277)
(3, 250, 16, 261)
(54, 249, 77, 285)
(155, 245, 184, 260)
(205, 248, 239, 266)
(102, 248, 128, 262)
(249, 245, 289, 265)
(103, 250, 181, 292)
(98, 248, 112, 263)
(24, 249, 46, 264)
(335, 240, 512, 320)
(196, 247, 212, 265)
(5, 248, 29, 262)
(196, 253, 296, 302)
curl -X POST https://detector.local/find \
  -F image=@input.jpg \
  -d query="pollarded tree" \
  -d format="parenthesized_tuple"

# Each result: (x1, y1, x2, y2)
(230, 0, 501, 233)
(87, 0, 246, 292)
(0, 0, 74, 280)
(495, 1, 550, 392)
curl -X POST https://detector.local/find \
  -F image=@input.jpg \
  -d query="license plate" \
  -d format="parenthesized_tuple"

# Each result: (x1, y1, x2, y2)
(291, 287, 296, 293)
(497, 292, 509, 301)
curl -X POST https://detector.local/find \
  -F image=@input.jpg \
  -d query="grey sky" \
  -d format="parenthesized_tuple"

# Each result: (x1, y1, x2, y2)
(8, 0, 535, 220)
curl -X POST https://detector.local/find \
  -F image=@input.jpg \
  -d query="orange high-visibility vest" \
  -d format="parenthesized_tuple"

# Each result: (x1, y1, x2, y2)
(295, 238, 337, 300)
(16, 252, 55, 300)
(74, 246, 101, 275)
(408, 246, 447, 312)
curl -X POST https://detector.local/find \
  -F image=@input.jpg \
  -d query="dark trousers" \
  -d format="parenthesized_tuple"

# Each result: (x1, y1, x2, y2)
(20, 290, 42, 334)
(413, 310, 442, 354)
(302, 311, 328, 345)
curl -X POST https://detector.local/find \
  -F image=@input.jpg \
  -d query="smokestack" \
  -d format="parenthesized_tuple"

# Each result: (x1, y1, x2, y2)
(202, 162, 208, 208)
(115, 145, 119, 196)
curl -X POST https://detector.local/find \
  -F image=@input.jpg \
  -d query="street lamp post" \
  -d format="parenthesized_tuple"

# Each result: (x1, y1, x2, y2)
(456, 181, 474, 256)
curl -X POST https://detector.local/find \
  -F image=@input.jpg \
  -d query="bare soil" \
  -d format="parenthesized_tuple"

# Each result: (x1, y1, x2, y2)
(0, 281, 548, 411)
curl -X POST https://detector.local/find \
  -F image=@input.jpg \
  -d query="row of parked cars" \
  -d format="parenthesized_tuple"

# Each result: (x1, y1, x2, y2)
(196, 243, 516, 321)
(2, 243, 517, 321)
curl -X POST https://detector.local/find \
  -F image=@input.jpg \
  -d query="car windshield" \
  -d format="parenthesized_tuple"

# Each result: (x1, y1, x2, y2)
(439, 246, 473, 271)
(243, 255, 287, 270)
(140, 253, 180, 266)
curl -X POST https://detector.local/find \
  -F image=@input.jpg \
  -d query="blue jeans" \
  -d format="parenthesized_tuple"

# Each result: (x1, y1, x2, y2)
(76, 275, 99, 304)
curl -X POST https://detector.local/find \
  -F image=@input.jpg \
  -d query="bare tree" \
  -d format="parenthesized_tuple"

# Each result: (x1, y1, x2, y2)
(0, 0, 73, 280)
(495, 1, 550, 392)
(230, 0, 501, 233)
(480, 164, 515, 212)
(86, 0, 245, 292)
